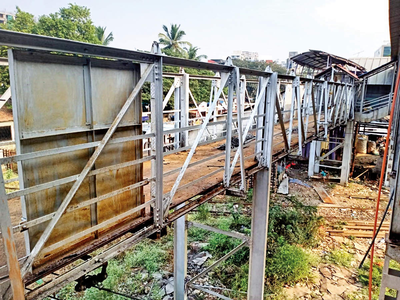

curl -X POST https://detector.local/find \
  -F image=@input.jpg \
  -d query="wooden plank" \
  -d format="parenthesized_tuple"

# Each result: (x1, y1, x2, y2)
(312, 184, 335, 204)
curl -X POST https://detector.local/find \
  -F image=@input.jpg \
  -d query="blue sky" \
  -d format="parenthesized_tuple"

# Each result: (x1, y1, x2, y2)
(2, 0, 390, 61)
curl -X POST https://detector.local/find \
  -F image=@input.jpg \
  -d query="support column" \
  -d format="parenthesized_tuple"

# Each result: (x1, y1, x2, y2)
(174, 206, 187, 300)
(174, 78, 181, 150)
(247, 73, 276, 300)
(180, 73, 189, 148)
(341, 121, 354, 184)
(247, 168, 270, 300)
(308, 140, 316, 177)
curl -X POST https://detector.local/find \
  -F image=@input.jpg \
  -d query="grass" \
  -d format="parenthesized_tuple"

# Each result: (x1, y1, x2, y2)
(328, 248, 353, 268)
(55, 236, 172, 299)
(265, 243, 318, 293)
(346, 259, 400, 300)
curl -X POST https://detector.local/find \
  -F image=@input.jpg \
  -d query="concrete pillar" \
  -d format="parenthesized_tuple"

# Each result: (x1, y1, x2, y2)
(340, 121, 354, 184)
(247, 168, 271, 300)
(174, 205, 187, 300)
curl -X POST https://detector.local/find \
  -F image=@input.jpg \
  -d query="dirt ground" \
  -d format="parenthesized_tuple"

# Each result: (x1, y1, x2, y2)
(278, 165, 389, 299)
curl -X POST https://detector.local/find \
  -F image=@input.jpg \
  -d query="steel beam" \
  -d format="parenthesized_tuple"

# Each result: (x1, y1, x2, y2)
(340, 121, 354, 184)
(247, 168, 270, 300)
(174, 204, 187, 300)
(180, 73, 190, 147)
(247, 73, 277, 300)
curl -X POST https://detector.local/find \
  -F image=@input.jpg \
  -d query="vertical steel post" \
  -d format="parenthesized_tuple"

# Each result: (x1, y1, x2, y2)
(174, 77, 181, 150)
(174, 205, 187, 300)
(151, 57, 164, 228)
(0, 171, 25, 299)
(247, 73, 277, 300)
(308, 140, 316, 177)
(180, 73, 189, 147)
(340, 121, 354, 184)
(256, 77, 265, 155)
(8, 49, 30, 255)
(224, 74, 234, 187)
(235, 68, 247, 191)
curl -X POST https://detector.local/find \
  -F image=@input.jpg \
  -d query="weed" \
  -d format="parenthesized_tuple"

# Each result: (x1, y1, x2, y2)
(265, 243, 317, 293)
(268, 196, 324, 248)
(124, 241, 167, 274)
(328, 249, 353, 267)
(195, 203, 210, 221)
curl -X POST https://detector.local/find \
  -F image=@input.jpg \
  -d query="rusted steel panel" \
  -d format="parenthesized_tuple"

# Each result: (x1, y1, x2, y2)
(10, 50, 143, 268)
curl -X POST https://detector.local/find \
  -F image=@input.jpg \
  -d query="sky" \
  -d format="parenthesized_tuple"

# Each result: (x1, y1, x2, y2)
(1, 0, 390, 61)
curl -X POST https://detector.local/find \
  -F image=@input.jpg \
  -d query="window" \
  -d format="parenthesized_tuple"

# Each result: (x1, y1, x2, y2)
(0, 20, 3, 24)
(383, 46, 391, 57)
(0, 14, 3, 18)
(0, 126, 12, 141)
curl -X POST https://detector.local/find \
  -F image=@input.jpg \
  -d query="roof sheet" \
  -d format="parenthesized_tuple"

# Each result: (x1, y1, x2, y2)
(291, 50, 366, 72)
(390, 0, 400, 59)
(350, 57, 394, 85)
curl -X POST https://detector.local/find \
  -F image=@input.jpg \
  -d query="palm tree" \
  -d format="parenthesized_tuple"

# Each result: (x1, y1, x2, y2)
(184, 46, 207, 61)
(158, 24, 191, 54)
(96, 26, 114, 45)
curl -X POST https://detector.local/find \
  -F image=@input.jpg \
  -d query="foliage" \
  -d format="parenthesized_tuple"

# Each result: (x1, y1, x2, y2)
(328, 248, 353, 268)
(0, 4, 109, 95)
(268, 196, 324, 248)
(158, 24, 191, 55)
(265, 243, 317, 292)
(1, 7, 36, 33)
(124, 241, 168, 274)
(35, 4, 101, 44)
(232, 58, 287, 75)
(96, 26, 114, 45)
(195, 203, 210, 221)
(184, 46, 207, 61)
(56, 238, 169, 300)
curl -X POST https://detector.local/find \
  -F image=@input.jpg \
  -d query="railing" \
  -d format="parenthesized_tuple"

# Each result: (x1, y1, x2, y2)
(356, 93, 392, 114)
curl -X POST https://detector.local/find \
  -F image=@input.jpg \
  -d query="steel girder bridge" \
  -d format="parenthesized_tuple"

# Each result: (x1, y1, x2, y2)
(0, 29, 374, 300)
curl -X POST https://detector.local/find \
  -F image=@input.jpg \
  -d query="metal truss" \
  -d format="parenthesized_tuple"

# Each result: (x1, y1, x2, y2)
(0, 30, 357, 300)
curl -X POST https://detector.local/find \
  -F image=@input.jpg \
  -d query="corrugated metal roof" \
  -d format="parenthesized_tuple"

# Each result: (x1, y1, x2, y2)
(291, 50, 366, 72)
(350, 57, 394, 85)
(390, 0, 400, 59)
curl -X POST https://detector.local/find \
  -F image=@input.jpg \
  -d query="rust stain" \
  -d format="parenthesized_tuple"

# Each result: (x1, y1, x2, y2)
(5, 228, 25, 299)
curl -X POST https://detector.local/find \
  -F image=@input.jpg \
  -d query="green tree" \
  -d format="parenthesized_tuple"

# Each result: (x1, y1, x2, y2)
(184, 46, 207, 61)
(0, 4, 107, 95)
(0, 7, 37, 94)
(96, 26, 114, 45)
(35, 4, 100, 44)
(232, 58, 287, 75)
(158, 24, 191, 55)
(1, 7, 36, 33)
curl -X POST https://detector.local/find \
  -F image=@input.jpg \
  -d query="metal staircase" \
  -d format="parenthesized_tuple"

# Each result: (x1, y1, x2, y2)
(354, 93, 392, 122)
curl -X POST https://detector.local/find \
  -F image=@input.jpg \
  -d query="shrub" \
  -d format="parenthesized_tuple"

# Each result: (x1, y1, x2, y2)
(268, 197, 324, 248)
(265, 243, 316, 292)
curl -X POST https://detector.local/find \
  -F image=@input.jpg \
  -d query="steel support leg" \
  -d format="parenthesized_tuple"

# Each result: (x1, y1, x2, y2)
(308, 140, 316, 177)
(341, 121, 354, 184)
(0, 172, 25, 299)
(247, 73, 276, 300)
(174, 205, 187, 300)
(180, 73, 189, 148)
(247, 168, 270, 300)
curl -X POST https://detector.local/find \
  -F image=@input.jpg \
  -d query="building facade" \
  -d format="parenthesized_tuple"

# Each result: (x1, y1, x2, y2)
(0, 12, 15, 25)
